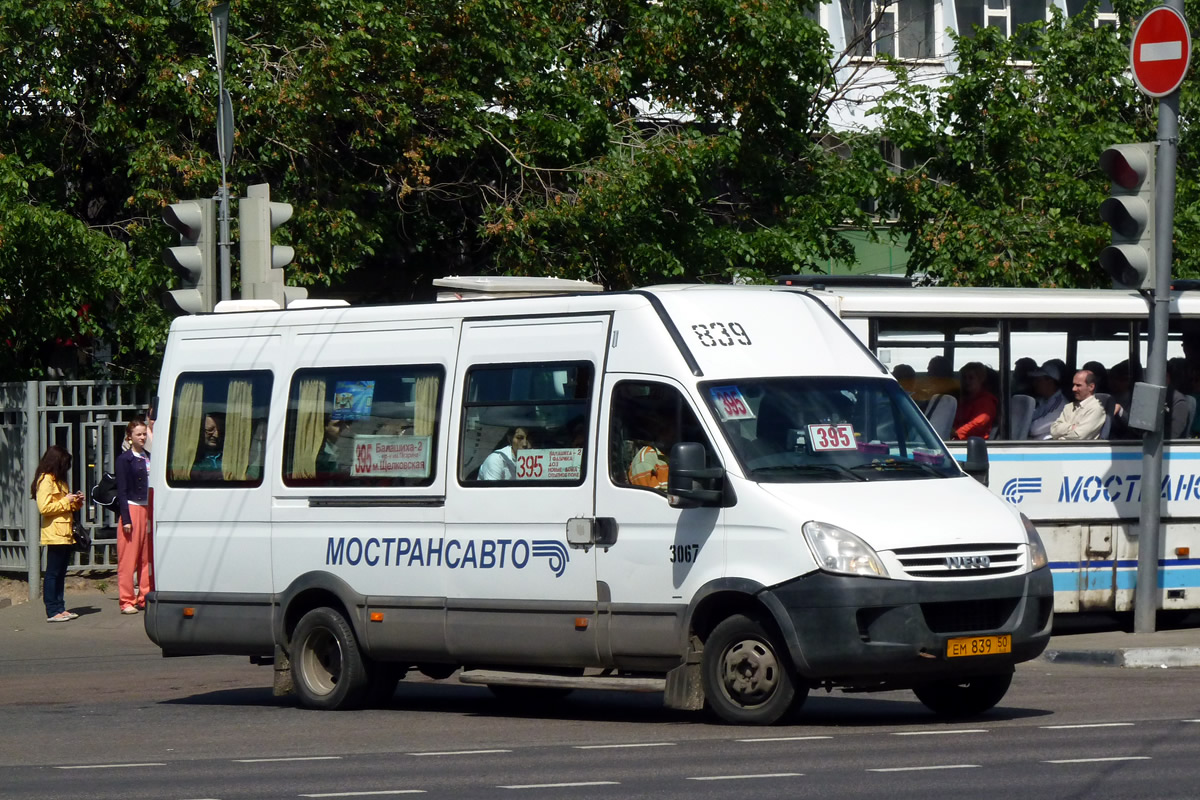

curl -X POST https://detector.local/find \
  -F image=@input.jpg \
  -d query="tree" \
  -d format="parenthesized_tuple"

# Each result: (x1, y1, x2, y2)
(870, 0, 1198, 288)
(1, 0, 888, 379)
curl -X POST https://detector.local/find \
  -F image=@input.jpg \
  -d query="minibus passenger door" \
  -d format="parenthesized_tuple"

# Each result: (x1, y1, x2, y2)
(443, 316, 610, 666)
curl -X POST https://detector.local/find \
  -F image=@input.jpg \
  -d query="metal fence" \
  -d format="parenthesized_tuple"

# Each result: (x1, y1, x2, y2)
(1, 381, 152, 597)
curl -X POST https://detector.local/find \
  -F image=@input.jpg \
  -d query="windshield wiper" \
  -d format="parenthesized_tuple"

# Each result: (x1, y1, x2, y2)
(752, 464, 867, 482)
(850, 460, 945, 477)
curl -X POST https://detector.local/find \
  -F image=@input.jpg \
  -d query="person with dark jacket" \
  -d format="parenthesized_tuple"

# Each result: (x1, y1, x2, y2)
(115, 417, 152, 614)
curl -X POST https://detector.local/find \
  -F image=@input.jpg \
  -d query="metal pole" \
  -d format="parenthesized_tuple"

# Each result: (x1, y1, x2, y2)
(1134, 29, 1181, 634)
(25, 381, 39, 603)
(211, 4, 232, 303)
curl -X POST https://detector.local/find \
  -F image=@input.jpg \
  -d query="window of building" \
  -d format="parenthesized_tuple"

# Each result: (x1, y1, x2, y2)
(843, 0, 936, 59)
(608, 381, 716, 494)
(167, 371, 273, 487)
(459, 362, 593, 485)
(282, 365, 443, 488)
(957, 0, 1051, 38)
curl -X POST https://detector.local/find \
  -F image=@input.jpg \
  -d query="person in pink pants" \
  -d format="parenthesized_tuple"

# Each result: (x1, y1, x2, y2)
(115, 418, 152, 613)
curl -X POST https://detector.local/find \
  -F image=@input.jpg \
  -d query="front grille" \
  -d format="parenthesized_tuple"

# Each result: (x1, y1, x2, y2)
(890, 542, 1024, 579)
(921, 598, 1018, 633)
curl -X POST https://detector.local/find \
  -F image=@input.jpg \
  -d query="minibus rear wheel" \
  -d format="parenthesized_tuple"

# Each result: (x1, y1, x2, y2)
(913, 672, 1012, 717)
(702, 613, 798, 725)
(291, 607, 369, 710)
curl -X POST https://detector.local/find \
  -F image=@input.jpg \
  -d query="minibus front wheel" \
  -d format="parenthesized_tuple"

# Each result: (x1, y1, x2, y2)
(702, 613, 802, 725)
(291, 607, 370, 710)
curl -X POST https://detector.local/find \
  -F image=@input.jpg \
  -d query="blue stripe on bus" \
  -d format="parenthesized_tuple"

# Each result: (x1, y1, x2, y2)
(1048, 563, 1200, 592)
(953, 451, 1200, 463)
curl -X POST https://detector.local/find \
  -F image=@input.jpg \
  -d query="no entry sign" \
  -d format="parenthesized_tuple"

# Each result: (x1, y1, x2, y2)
(1131, 6, 1192, 98)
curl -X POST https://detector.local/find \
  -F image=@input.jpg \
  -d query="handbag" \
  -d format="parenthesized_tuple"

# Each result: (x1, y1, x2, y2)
(72, 522, 92, 553)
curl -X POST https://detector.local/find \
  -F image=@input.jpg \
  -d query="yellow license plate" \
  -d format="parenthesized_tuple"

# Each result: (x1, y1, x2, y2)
(946, 634, 1012, 658)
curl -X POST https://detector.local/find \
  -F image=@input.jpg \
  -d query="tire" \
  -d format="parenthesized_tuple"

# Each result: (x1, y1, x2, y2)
(290, 607, 370, 710)
(364, 663, 406, 707)
(913, 672, 1013, 717)
(702, 613, 800, 725)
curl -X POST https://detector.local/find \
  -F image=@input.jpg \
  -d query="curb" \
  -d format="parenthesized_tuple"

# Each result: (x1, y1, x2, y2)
(1042, 647, 1200, 668)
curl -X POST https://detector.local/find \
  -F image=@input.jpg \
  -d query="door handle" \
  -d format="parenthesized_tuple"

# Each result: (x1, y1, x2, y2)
(565, 517, 619, 549)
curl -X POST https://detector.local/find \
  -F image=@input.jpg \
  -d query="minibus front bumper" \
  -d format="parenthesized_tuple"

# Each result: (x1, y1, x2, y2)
(760, 566, 1053, 686)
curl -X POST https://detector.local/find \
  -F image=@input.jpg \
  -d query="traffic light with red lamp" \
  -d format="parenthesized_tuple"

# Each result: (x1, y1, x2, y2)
(1098, 143, 1156, 291)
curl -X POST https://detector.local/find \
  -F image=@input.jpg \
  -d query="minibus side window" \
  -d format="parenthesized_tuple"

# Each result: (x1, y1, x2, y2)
(282, 365, 444, 488)
(166, 370, 272, 487)
(459, 361, 593, 485)
(608, 381, 716, 495)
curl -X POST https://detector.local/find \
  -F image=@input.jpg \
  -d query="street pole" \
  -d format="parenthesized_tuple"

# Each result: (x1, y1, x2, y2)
(211, 3, 233, 303)
(1134, 0, 1183, 634)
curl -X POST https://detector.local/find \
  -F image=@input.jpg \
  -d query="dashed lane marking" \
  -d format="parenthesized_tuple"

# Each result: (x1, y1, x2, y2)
(868, 765, 980, 773)
(688, 773, 803, 781)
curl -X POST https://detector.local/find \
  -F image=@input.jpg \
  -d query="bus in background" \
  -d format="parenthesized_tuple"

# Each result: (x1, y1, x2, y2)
(781, 277, 1200, 617)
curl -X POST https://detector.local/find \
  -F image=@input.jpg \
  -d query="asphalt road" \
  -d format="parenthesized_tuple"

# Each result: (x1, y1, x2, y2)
(4, 595, 1200, 799)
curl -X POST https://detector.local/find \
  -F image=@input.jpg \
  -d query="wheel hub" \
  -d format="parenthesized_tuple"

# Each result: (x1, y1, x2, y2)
(721, 638, 779, 705)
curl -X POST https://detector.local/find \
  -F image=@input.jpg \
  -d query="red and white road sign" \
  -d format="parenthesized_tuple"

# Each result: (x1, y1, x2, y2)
(1131, 6, 1192, 98)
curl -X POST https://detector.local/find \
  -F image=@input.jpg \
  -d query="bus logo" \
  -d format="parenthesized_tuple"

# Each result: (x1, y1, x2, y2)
(1002, 477, 1042, 504)
(946, 555, 991, 570)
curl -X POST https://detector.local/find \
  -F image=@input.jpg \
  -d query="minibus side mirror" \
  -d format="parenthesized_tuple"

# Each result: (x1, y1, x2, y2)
(668, 442, 729, 508)
(963, 436, 989, 486)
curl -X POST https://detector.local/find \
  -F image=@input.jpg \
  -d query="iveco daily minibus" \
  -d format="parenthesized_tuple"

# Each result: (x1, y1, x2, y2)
(144, 279, 1052, 724)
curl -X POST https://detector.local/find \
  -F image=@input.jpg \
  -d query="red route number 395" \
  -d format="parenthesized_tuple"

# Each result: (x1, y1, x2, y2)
(807, 423, 856, 452)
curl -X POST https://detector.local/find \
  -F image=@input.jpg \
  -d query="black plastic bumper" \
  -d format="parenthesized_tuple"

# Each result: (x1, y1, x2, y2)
(760, 567, 1053, 688)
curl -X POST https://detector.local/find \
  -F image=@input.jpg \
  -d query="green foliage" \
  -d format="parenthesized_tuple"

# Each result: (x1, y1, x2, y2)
(871, 0, 1196, 288)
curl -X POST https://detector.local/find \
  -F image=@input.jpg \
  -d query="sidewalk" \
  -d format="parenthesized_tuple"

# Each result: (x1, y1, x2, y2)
(0, 581, 160, 662)
(4, 583, 1200, 668)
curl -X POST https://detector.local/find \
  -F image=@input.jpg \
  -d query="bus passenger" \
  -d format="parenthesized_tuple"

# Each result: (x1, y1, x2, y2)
(1027, 361, 1066, 440)
(1050, 370, 1104, 440)
(479, 426, 531, 480)
(952, 362, 997, 440)
(191, 413, 224, 478)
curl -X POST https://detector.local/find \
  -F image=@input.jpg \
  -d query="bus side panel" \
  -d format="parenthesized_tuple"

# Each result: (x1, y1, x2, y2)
(271, 323, 458, 662)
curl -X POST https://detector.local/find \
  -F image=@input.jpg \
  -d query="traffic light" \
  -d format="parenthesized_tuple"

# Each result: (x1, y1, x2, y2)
(162, 198, 217, 314)
(239, 183, 306, 307)
(1099, 143, 1156, 290)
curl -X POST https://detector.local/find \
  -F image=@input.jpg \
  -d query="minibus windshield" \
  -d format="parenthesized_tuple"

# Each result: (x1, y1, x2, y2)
(702, 377, 961, 482)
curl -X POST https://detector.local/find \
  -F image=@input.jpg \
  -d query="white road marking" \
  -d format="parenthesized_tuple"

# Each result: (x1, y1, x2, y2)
(407, 749, 512, 756)
(688, 773, 803, 781)
(1040, 723, 1136, 730)
(236, 756, 343, 763)
(892, 729, 988, 736)
(299, 791, 425, 797)
(1043, 757, 1151, 764)
(55, 763, 167, 769)
(868, 765, 980, 772)
(736, 735, 833, 742)
(499, 781, 620, 790)
(573, 742, 675, 749)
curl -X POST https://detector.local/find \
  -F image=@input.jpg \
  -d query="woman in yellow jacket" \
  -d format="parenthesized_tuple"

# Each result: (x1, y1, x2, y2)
(32, 445, 84, 622)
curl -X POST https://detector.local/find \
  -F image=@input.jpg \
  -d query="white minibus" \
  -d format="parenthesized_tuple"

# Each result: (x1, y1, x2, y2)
(145, 280, 1052, 724)
(780, 278, 1200, 616)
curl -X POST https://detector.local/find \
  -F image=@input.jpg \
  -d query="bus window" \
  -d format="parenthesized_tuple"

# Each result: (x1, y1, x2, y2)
(167, 370, 273, 487)
(282, 365, 444, 487)
(459, 361, 593, 485)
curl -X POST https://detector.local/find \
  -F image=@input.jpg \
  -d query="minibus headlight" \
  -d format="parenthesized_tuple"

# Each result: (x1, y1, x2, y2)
(802, 521, 889, 578)
(1021, 513, 1048, 571)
